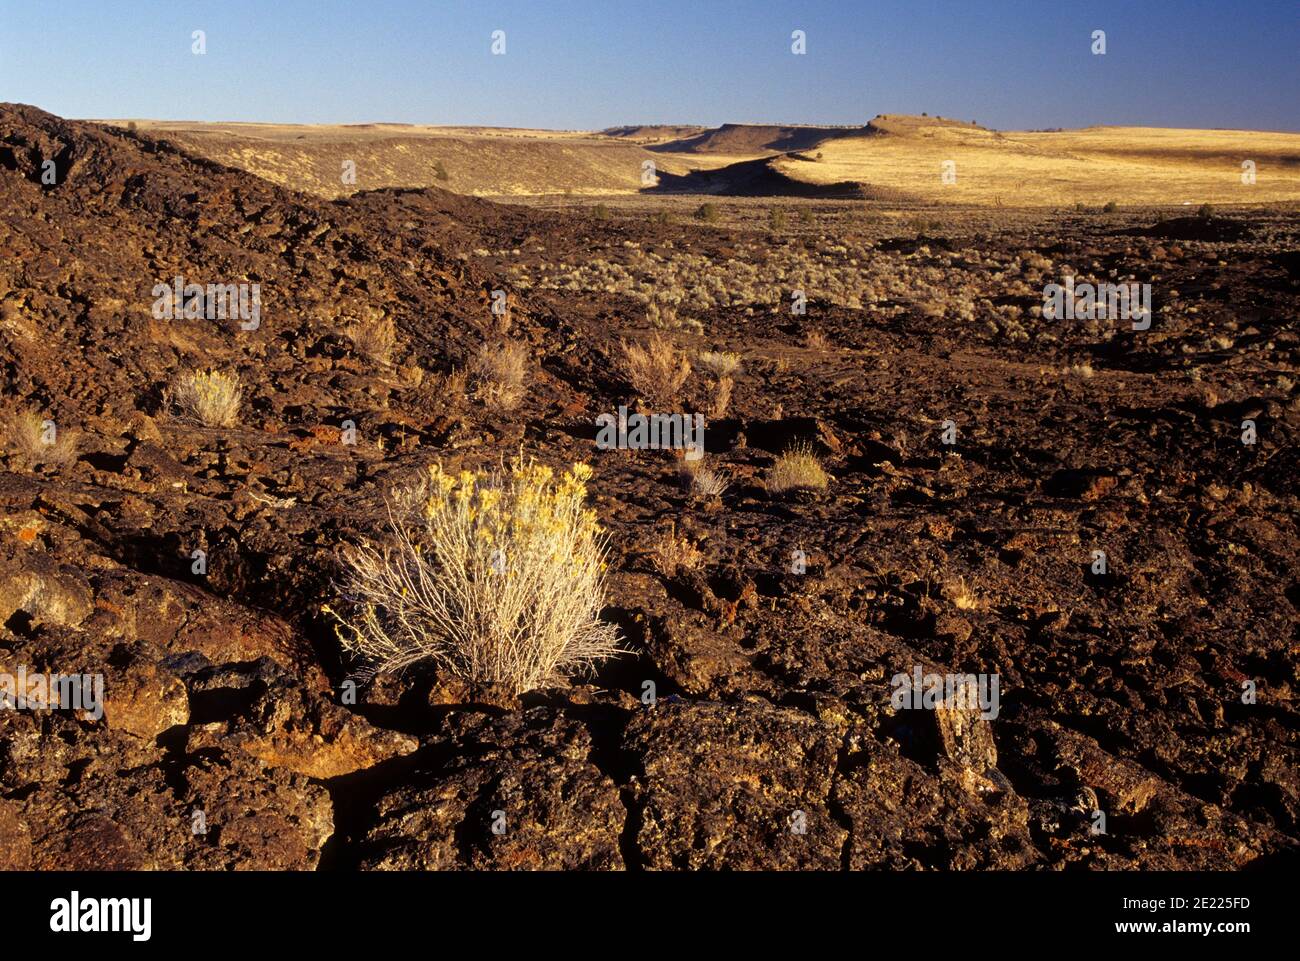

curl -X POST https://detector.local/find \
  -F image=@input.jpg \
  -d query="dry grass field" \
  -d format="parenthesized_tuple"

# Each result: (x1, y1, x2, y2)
(97, 114, 1300, 206)
(774, 114, 1300, 206)
(98, 119, 746, 199)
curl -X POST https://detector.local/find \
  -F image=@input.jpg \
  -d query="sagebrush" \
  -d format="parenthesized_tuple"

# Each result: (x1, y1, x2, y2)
(329, 458, 621, 695)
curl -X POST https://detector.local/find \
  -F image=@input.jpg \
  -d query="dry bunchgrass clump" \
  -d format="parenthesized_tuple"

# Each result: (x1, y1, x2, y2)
(803, 329, 830, 350)
(171, 369, 242, 427)
(1021, 251, 1053, 272)
(766, 443, 830, 494)
(646, 297, 703, 335)
(329, 458, 621, 695)
(620, 333, 691, 409)
(699, 350, 742, 378)
(648, 523, 703, 577)
(6, 409, 79, 469)
(943, 576, 986, 611)
(699, 350, 739, 417)
(347, 316, 397, 364)
(646, 298, 677, 330)
(410, 367, 468, 417)
(709, 375, 734, 417)
(442, 368, 469, 399)
(689, 466, 730, 501)
(398, 363, 425, 388)
(472, 340, 527, 411)
(434, 367, 467, 399)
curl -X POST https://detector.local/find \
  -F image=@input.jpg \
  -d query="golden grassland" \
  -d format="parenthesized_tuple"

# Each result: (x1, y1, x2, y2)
(775, 115, 1300, 206)
(95, 119, 744, 199)
(94, 114, 1300, 205)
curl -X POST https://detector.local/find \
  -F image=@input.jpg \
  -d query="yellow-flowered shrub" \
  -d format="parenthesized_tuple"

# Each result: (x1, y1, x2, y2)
(328, 457, 621, 694)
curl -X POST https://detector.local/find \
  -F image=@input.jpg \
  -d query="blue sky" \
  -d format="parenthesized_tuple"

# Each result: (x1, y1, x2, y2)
(1, 0, 1296, 130)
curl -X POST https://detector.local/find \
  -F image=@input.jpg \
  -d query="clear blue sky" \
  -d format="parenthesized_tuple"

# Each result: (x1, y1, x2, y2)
(2, 0, 1296, 131)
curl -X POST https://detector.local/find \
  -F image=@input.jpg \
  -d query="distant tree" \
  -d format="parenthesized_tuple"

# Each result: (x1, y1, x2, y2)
(1196, 203, 1214, 219)
(1102, 200, 1118, 213)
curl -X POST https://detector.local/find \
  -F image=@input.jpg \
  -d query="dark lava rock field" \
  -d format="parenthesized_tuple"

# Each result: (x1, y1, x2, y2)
(0, 104, 1296, 870)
